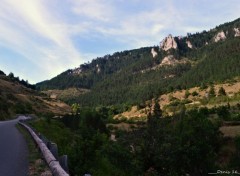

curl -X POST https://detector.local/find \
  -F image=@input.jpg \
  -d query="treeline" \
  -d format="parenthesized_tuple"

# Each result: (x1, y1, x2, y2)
(2, 71, 36, 90)
(36, 47, 155, 90)
(30, 104, 240, 175)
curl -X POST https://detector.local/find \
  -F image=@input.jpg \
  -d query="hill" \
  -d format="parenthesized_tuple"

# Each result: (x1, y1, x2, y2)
(114, 79, 240, 119)
(36, 18, 240, 107)
(0, 71, 71, 120)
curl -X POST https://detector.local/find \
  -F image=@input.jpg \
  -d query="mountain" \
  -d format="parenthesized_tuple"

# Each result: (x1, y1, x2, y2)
(0, 71, 71, 120)
(36, 18, 240, 107)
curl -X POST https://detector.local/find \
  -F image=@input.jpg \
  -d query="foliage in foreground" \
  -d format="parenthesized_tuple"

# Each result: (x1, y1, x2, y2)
(29, 107, 240, 175)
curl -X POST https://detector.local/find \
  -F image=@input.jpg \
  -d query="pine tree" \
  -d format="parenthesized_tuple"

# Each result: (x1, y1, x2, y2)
(218, 87, 226, 96)
(209, 86, 216, 98)
(153, 99, 162, 118)
(71, 103, 80, 115)
(184, 90, 190, 99)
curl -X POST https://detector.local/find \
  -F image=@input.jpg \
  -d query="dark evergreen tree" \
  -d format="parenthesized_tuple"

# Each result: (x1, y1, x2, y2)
(209, 85, 216, 98)
(218, 87, 226, 96)
(153, 99, 162, 118)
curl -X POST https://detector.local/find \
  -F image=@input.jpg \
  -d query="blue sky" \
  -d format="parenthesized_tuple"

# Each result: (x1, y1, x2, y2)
(0, 0, 239, 84)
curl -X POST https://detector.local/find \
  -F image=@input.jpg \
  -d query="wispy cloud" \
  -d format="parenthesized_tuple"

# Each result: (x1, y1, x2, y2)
(70, 0, 114, 22)
(0, 0, 85, 83)
(86, 1, 181, 47)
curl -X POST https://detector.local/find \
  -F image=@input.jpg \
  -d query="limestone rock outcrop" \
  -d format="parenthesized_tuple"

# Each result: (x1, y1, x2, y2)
(234, 28, 240, 37)
(160, 55, 177, 66)
(151, 48, 158, 58)
(160, 34, 178, 51)
(186, 40, 193, 48)
(214, 31, 226, 42)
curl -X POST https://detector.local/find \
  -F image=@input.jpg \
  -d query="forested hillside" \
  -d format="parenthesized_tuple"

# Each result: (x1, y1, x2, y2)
(37, 18, 240, 107)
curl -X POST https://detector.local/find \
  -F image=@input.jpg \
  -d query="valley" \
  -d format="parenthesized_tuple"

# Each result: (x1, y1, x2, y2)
(1, 17, 240, 175)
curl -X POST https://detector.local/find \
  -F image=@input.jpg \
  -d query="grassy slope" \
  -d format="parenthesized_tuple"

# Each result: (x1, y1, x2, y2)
(114, 80, 240, 119)
(0, 75, 71, 120)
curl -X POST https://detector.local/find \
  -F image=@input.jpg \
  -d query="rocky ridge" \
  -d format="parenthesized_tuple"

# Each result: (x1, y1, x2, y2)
(160, 34, 178, 51)
(214, 31, 226, 42)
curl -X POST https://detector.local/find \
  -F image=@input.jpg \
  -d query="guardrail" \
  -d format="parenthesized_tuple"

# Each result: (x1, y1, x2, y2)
(19, 121, 69, 176)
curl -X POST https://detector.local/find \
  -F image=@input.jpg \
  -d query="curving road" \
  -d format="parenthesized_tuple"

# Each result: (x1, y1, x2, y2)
(0, 117, 29, 176)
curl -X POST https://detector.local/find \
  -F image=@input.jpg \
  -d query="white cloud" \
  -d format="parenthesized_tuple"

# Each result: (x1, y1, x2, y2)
(70, 0, 114, 22)
(92, 7, 177, 47)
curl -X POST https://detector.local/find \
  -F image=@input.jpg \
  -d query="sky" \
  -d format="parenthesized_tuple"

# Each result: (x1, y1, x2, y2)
(0, 0, 239, 84)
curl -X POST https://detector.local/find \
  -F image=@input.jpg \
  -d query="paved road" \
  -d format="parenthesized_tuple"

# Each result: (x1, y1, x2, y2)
(0, 117, 29, 176)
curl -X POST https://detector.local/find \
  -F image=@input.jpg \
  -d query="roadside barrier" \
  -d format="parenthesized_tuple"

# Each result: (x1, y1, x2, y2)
(19, 121, 69, 176)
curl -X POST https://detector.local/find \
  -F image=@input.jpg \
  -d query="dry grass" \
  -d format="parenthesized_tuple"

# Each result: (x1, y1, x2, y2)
(159, 81, 240, 106)
(17, 125, 52, 176)
(0, 77, 71, 118)
(114, 106, 147, 120)
(115, 80, 240, 120)
(42, 88, 90, 101)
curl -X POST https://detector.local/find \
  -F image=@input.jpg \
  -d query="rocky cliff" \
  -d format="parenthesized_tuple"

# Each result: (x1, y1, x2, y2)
(160, 34, 178, 51)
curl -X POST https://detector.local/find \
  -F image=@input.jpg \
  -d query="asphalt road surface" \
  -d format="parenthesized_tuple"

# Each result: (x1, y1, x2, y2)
(0, 117, 28, 176)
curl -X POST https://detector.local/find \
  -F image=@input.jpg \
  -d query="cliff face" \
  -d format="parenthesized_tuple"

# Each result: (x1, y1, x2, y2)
(234, 28, 240, 37)
(151, 48, 158, 58)
(160, 55, 177, 66)
(186, 40, 193, 48)
(160, 34, 178, 51)
(214, 31, 226, 42)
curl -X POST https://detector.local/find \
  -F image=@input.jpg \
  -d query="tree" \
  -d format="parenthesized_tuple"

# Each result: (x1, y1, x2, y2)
(192, 91, 198, 96)
(216, 106, 230, 120)
(153, 99, 162, 118)
(184, 90, 190, 98)
(143, 111, 222, 175)
(0, 70, 5, 75)
(200, 82, 208, 90)
(218, 87, 226, 96)
(170, 113, 221, 175)
(209, 85, 216, 98)
(230, 136, 240, 169)
(8, 72, 14, 79)
(71, 103, 80, 115)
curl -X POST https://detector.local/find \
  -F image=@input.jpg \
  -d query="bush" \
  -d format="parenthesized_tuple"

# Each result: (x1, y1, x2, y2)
(184, 90, 190, 98)
(198, 107, 209, 116)
(192, 91, 199, 96)
(216, 106, 230, 120)
(218, 87, 226, 96)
